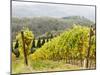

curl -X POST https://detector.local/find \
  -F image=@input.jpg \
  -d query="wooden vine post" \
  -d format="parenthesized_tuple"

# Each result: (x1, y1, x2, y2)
(21, 31, 28, 66)
(86, 25, 93, 68)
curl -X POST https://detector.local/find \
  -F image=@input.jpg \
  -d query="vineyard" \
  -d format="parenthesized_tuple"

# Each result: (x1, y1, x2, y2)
(12, 25, 96, 74)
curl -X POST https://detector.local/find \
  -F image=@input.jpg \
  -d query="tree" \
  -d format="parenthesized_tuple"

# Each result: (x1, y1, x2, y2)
(37, 38, 41, 48)
(41, 38, 45, 46)
(31, 38, 36, 53)
(13, 40, 20, 58)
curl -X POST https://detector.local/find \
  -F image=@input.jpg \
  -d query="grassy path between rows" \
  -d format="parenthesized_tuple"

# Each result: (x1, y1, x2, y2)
(12, 58, 82, 74)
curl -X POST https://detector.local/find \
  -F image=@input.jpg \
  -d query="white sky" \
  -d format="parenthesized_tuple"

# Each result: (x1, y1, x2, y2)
(12, 1, 95, 21)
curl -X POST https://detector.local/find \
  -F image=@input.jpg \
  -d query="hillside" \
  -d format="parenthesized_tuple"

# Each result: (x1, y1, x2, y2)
(11, 16, 94, 39)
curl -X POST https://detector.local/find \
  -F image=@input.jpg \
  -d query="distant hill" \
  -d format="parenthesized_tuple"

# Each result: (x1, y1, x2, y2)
(11, 16, 94, 39)
(62, 16, 94, 26)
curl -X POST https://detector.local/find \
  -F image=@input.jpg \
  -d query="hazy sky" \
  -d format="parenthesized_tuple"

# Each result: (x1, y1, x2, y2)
(12, 1, 95, 21)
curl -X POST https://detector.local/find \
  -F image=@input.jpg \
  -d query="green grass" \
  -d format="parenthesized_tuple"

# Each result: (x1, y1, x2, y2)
(30, 60, 81, 72)
(30, 60, 61, 70)
(12, 57, 81, 74)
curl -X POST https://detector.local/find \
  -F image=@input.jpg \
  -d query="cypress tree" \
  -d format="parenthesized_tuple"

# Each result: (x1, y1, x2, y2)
(14, 40, 20, 58)
(47, 38, 49, 42)
(14, 40, 19, 49)
(41, 38, 45, 46)
(37, 38, 41, 48)
(50, 34, 53, 41)
(31, 38, 36, 53)
(32, 38, 35, 48)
